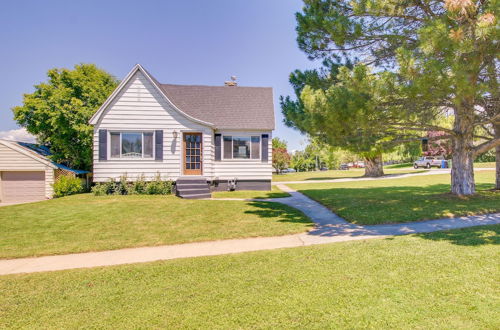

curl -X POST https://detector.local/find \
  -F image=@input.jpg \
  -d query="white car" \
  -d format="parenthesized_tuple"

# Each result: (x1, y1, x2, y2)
(414, 156, 446, 169)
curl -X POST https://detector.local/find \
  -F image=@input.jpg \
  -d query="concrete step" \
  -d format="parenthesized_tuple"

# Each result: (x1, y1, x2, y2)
(177, 188, 211, 195)
(180, 193, 211, 199)
(176, 183, 209, 190)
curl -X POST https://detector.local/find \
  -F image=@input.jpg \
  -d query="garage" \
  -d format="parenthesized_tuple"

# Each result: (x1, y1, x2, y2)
(0, 139, 55, 203)
(1, 171, 46, 202)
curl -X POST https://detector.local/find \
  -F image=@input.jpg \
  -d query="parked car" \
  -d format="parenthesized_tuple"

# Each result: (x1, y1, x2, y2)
(355, 161, 365, 168)
(339, 164, 349, 170)
(414, 156, 447, 169)
(320, 167, 328, 171)
(282, 168, 296, 173)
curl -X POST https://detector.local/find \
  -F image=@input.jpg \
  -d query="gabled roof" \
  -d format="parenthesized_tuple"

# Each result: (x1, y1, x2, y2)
(0, 139, 88, 174)
(90, 64, 275, 130)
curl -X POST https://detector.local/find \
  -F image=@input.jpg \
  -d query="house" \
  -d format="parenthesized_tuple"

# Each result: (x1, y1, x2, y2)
(0, 139, 88, 203)
(89, 64, 274, 198)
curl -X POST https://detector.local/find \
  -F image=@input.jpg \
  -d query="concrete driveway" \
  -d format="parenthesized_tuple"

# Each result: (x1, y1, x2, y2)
(0, 199, 45, 207)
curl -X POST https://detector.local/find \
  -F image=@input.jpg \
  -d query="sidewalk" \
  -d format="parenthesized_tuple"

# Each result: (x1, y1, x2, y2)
(1, 184, 498, 276)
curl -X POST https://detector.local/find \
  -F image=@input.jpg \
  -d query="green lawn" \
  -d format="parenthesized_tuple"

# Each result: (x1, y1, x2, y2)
(289, 171, 500, 225)
(385, 161, 496, 169)
(1, 225, 498, 329)
(212, 185, 290, 199)
(0, 194, 311, 259)
(273, 168, 426, 182)
(474, 162, 496, 168)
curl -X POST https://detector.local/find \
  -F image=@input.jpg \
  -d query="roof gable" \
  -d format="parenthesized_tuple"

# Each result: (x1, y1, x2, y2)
(0, 140, 56, 169)
(89, 64, 214, 127)
(90, 64, 275, 130)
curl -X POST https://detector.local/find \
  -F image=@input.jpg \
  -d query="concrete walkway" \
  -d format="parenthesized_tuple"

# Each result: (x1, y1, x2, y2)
(1, 183, 498, 276)
(273, 167, 495, 185)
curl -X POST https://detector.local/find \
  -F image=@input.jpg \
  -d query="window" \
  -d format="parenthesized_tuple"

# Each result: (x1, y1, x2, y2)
(223, 136, 260, 159)
(110, 132, 154, 159)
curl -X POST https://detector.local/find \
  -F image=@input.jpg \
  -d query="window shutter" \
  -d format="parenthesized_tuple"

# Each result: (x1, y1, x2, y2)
(214, 134, 221, 161)
(155, 130, 163, 160)
(261, 134, 269, 162)
(99, 129, 107, 161)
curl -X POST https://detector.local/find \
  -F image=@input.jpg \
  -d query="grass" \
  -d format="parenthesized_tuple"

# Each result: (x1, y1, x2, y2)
(474, 162, 496, 168)
(289, 171, 500, 225)
(0, 194, 311, 259)
(1, 225, 498, 329)
(272, 168, 426, 182)
(385, 161, 496, 169)
(212, 185, 290, 199)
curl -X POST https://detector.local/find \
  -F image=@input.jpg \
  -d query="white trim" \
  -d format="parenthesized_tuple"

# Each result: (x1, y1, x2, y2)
(0, 140, 57, 169)
(221, 135, 261, 161)
(89, 64, 215, 128)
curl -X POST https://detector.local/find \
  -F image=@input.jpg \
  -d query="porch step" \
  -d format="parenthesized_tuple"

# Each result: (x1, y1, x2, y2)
(176, 177, 211, 199)
(180, 193, 212, 199)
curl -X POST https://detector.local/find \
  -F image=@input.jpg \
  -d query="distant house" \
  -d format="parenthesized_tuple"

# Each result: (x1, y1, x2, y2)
(89, 64, 274, 198)
(0, 140, 87, 202)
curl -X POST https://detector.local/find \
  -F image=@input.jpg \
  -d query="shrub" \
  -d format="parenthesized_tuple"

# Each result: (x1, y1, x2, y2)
(91, 183, 108, 196)
(129, 174, 147, 195)
(92, 174, 172, 196)
(53, 175, 84, 198)
(145, 174, 173, 195)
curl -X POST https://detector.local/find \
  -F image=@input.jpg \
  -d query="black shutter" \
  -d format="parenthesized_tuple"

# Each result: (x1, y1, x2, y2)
(261, 134, 269, 162)
(214, 134, 221, 161)
(155, 130, 163, 160)
(98, 129, 107, 161)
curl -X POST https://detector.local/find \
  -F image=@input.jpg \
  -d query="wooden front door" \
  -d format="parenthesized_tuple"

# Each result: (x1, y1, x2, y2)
(183, 133, 203, 175)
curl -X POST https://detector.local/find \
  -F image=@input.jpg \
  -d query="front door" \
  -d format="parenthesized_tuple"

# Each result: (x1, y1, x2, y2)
(183, 133, 203, 175)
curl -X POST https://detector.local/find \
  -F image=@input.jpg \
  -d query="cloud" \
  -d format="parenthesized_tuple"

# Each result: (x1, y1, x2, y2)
(0, 128, 37, 143)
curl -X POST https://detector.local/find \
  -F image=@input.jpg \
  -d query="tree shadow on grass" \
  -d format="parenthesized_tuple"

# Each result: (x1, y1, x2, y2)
(244, 201, 314, 227)
(303, 170, 428, 181)
(297, 183, 499, 224)
(416, 225, 500, 246)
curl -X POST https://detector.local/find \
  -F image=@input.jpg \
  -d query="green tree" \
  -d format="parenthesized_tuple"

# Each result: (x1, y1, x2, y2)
(273, 147, 291, 174)
(12, 64, 118, 170)
(292, 0, 499, 194)
(272, 138, 291, 174)
(282, 62, 400, 177)
(272, 137, 288, 150)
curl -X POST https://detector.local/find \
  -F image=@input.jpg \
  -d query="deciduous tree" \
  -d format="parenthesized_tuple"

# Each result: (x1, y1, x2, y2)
(12, 64, 118, 170)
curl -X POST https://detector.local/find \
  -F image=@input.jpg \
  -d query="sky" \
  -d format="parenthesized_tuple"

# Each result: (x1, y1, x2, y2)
(0, 0, 320, 151)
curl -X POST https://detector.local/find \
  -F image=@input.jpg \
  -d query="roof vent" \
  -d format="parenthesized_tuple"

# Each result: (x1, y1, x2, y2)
(224, 76, 237, 86)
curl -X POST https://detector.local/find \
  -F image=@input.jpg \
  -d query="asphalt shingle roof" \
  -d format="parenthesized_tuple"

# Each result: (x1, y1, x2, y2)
(159, 84, 275, 130)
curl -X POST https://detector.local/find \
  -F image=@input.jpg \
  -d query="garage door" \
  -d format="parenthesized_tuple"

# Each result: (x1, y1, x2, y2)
(1, 171, 45, 202)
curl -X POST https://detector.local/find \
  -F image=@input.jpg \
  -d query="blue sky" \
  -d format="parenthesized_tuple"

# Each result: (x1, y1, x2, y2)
(0, 0, 319, 150)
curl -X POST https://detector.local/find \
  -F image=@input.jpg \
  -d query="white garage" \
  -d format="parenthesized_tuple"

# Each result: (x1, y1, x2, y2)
(0, 140, 56, 203)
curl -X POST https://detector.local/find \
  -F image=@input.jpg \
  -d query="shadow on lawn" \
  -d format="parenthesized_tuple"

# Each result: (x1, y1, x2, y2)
(244, 201, 314, 227)
(416, 225, 500, 246)
(303, 170, 427, 181)
(298, 183, 498, 222)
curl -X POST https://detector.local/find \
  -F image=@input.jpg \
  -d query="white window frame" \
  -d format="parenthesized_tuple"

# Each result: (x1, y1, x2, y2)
(109, 131, 155, 160)
(222, 134, 261, 160)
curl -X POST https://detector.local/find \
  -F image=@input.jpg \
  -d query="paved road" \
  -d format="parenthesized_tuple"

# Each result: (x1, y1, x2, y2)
(1, 183, 498, 276)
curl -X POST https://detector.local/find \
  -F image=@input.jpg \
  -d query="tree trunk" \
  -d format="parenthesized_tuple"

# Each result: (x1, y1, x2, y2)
(364, 154, 384, 177)
(495, 124, 500, 190)
(495, 144, 500, 190)
(451, 141, 475, 195)
(450, 105, 477, 195)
